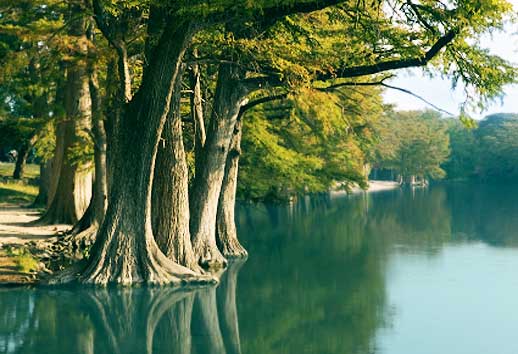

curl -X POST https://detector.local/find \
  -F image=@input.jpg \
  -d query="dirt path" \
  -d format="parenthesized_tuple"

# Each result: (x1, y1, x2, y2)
(0, 206, 70, 284)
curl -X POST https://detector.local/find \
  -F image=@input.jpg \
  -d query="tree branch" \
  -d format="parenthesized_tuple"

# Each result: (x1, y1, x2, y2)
(238, 93, 289, 119)
(380, 83, 453, 116)
(318, 29, 457, 80)
(259, 0, 349, 22)
(320, 78, 453, 116)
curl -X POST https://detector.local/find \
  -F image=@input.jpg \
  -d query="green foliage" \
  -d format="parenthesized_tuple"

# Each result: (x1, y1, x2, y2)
(476, 113, 518, 179)
(374, 110, 450, 181)
(443, 113, 518, 181)
(239, 86, 382, 202)
(441, 119, 478, 180)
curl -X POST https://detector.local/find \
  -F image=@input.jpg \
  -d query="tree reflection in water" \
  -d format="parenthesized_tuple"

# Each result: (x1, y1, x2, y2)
(0, 260, 246, 354)
(5, 185, 515, 354)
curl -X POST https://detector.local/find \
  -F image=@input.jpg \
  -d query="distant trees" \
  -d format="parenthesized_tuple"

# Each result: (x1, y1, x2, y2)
(444, 113, 518, 180)
(373, 110, 450, 185)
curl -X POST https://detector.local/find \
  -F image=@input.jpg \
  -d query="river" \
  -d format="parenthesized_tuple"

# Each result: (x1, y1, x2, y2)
(1, 183, 518, 354)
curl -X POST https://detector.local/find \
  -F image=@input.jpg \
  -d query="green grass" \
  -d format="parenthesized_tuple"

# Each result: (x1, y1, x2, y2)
(0, 162, 39, 179)
(0, 162, 39, 205)
(5, 247, 40, 273)
(0, 181, 39, 206)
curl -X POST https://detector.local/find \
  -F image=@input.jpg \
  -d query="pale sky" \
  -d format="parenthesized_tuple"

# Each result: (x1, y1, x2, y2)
(383, 1, 518, 119)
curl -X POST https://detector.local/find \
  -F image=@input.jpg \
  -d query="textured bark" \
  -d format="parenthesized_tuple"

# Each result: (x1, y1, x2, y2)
(190, 63, 249, 269)
(53, 20, 214, 286)
(152, 68, 198, 270)
(38, 4, 92, 225)
(217, 118, 247, 258)
(217, 260, 245, 354)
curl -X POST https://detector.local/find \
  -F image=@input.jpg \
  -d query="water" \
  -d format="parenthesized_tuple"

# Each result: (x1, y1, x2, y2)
(2, 183, 518, 354)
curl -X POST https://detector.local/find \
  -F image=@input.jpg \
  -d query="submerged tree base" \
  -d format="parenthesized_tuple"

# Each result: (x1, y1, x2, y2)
(45, 221, 218, 286)
(193, 241, 228, 271)
(218, 237, 248, 259)
(44, 255, 218, 287)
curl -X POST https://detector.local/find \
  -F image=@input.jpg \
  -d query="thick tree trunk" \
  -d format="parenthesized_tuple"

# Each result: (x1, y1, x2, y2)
(152, 68, 198, 270)
(216, 119, 247, 258)
(39, 79, 92, 224)
(51, 20, 213, 285)
(38, 5, 92, 225)
(190, 63, 249, 269)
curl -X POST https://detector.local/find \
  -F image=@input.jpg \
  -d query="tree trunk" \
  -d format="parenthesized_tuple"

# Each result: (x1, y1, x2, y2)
(51, 20, 213, 285)
(33, 160, 52, 207)
(38, 4, 92, 225)
(216, 118, 247, 258)
(190, 63, 249, 270)
(90, 47, 108, 228)
(65, 63, 108, 251)
(190, 58, 206, 177)
(13, 136, 36, 180)
(152, 66, 198, 270)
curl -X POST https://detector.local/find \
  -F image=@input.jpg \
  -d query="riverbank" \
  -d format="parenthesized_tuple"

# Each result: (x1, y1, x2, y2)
(331, 180, 400, 197)
(0, 206, 69, 285)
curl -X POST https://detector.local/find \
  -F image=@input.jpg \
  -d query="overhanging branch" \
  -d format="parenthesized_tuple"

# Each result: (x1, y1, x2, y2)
(238, 93, 290, 119)
(318, 29, 457, 80)
(320, 78, 454, 116)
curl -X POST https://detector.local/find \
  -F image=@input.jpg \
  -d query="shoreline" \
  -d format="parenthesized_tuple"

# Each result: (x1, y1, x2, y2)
(331, 180, 400, 197)
(0, 207, 69, 285)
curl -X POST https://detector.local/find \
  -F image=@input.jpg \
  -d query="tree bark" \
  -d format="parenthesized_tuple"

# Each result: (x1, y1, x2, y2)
(38, 3, 92, 225)
(52, 19, 213, 285)
(152, 66, 198, 270)
(216, 118, 247, 258)
(190, 63, 249, 270)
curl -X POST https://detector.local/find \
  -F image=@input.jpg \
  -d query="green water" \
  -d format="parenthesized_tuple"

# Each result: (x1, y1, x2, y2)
(2, 184, 518, 354)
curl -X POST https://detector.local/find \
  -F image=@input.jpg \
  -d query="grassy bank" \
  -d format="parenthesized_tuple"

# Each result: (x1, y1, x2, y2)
(0, 162, 39, 206)
(0, 163, 42, 284)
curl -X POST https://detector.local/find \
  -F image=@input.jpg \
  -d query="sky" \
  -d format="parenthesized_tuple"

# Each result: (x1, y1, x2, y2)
(383, 1, 518, 119)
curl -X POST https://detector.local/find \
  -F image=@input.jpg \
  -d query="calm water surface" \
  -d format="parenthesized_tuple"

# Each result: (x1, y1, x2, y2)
(2, 184, 518, 354)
